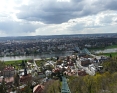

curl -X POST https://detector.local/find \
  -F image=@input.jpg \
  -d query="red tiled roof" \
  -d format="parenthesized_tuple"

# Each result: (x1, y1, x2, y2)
(3, 66, 14, 71)
(78, 70, 87, 76)
(81, 60, 91, 66)
(33, 84, 44, 93)
(20, 74, 32, 82)
(0, 77, 14, 83)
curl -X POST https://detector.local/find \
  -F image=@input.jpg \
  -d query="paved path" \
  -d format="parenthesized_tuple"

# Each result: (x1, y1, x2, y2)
(76, 60, 95, 76)
(61, 76, 71, 93)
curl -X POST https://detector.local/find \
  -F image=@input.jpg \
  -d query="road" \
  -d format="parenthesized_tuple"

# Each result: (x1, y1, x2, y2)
(76, 60, 95, 76)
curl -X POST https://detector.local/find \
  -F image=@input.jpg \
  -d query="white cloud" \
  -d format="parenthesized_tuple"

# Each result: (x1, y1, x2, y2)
(0, 30, 7, 37)
(57, 0, 71, 2)
(0, 0, 117, 36)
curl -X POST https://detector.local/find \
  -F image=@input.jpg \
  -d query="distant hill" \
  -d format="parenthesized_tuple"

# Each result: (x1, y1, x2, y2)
(0, 33, 117, 41)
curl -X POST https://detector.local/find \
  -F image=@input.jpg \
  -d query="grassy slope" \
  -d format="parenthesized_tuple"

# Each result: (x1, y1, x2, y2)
(106, 45, 117, 49)
(5, 60, 22, 65)
(89, 44, 117, 51)
(4, 59, 49, 68)
(98, 52, 117, 57)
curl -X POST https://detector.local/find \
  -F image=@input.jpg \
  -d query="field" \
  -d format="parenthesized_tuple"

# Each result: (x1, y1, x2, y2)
(98, 52, 117, 57)
(4, 60, 25, 69)
(5, 60, 22, 65)
(106, 45, 117, 49)
(89, 44, 117, 51)
(4, 58, 54, 69)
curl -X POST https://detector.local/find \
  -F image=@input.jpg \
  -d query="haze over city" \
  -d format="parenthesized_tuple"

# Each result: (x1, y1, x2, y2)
(0, 0, 117, 37)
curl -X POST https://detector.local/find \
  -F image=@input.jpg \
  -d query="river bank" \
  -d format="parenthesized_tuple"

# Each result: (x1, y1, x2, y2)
(0, 51, 73, 61)
(1, 46, 117, 61)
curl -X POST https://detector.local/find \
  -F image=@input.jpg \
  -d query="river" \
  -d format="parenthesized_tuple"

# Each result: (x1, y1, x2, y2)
(1, 48, 116, 61)
(0, 51, 73, 61)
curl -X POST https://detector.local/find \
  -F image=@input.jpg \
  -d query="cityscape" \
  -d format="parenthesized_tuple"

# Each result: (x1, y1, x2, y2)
(0, 34, 117, 93)
(1, 0, 117, 93)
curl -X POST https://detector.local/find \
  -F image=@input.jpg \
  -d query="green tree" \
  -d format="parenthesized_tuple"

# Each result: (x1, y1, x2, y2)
(14, 73, 20, 87)
(103, 59, 117, 73)
(0, 61, 5, 71)
(22, 82, 32, 93)
(42, 80, 60, 93)
(0, 78, 7, 93)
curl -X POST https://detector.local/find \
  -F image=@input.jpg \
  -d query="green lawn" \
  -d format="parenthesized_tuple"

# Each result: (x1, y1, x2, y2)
(99, 53, 117, 57)
(5, 59, 46, 69)
(89, 44, 117, 51)
(106, 45, 117, 49)
(4, 58, 56, 70)
(5, 60, 26, 69)
(5, 60, 22, 65)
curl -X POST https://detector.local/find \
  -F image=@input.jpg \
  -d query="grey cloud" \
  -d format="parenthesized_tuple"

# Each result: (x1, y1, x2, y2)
(72, 0, 83, 3)
(92, 0, 117, 10)
(16, 0, 86, 24)
(0, 21, 38, 36)
(16, 0, 117, 24)
(105, 0, 117, 10)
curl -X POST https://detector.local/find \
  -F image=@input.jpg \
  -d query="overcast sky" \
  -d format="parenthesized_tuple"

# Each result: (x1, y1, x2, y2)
(0, 0, 117, 37)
